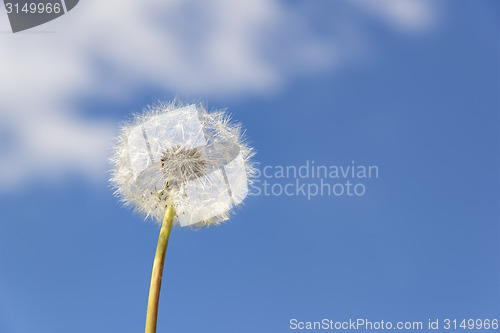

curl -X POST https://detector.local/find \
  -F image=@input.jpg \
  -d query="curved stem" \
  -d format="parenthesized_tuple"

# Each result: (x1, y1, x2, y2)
(145, 203, 175, 333)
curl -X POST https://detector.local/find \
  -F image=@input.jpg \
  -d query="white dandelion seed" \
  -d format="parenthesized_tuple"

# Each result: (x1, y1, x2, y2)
(110, 101, 255, 332)
(110, 101, 255, 227)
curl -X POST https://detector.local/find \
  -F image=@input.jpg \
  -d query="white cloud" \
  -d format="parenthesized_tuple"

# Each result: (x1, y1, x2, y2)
(0, 0, 437, 191)
(352, 0, 436, 32)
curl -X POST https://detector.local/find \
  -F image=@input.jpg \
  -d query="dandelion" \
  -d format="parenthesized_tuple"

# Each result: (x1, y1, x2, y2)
(110, 101, 254, 333)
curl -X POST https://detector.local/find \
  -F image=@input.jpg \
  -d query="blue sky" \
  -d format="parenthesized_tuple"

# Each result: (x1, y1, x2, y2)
(0, 1, 499, 333)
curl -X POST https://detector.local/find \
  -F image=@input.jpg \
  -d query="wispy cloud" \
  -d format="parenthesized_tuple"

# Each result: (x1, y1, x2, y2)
(353, 0, 436, 32)
(0, 0, 438, 191)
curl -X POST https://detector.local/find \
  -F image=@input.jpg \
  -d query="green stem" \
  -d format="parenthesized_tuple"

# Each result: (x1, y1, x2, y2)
(145, 203, 175, 333)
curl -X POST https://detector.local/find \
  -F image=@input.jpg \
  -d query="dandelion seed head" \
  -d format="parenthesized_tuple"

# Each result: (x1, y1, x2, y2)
(110, 101, 255, 227)
(160, 146, 208, 184)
